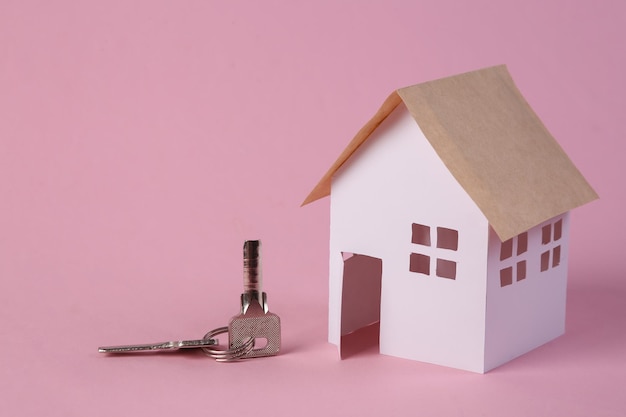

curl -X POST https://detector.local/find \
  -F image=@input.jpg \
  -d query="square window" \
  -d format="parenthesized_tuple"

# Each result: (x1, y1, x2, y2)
(500, 267, 513, 287)
(554, 219, 563, 241)
(411, 223, 431, 246)
(540, 251, 550, 272)
(409, 253, 430, 275)
(542, 224, 552, 245)
(517, 232, 528, 255)
(500, 239, 513, 260)
(517, 261, 527, 281)
(436, 258, 456, 279)
(553, 245, 561, 267)
(436, 227, 458, 251)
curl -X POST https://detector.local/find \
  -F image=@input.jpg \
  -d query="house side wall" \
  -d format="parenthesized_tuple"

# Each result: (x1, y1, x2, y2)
(484, 212, 570, 371)
(329, 104, 490, 373)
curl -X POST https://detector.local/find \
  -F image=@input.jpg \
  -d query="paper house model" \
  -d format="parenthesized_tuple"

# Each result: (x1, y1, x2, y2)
(302, 65, 597, 373)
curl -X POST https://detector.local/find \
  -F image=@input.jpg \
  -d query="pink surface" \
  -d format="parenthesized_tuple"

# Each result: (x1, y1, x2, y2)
(1, 1, 624, 415)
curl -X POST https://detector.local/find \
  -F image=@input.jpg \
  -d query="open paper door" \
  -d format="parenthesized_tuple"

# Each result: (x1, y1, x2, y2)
(340, 253, 382, 358)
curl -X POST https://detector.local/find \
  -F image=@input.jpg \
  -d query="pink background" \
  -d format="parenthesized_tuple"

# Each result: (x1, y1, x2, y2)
(1, 1, 624, 415)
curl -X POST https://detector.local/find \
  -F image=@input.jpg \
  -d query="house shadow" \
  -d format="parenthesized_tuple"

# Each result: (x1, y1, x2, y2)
(562, 273, 626, 356)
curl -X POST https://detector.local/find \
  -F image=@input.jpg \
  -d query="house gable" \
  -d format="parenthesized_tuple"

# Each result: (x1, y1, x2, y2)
(328, 104, 490, 372)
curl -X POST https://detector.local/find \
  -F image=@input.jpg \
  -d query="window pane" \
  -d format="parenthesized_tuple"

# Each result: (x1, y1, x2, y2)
(517, 261, 527, 281)
(554, 219, 563, 241)
(411, 223, 431, 246)
(553, 245, 561, 267)
(500, 267, 513, 287)
(541, 251, 550, 271)
(436, 258, 456, 280)
(500, 239, 513, 260)
(436, 227, 458, 251)
(409, 253, 430, 275)
(542, 224, 552, 244)
(517, 232, 528, 255)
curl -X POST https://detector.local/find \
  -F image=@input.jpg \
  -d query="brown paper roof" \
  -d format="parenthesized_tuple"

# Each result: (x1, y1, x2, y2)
(302, 65, 598, 241)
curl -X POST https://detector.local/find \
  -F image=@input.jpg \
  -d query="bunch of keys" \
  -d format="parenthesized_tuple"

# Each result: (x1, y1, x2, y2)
(99, 240, 281, 361)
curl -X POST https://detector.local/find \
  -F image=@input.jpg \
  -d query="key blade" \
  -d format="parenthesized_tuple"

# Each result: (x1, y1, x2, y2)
(98, 338, 217, 354)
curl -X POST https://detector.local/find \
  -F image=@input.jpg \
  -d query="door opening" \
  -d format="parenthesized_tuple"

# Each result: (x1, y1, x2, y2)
(340, 253, 382, 358)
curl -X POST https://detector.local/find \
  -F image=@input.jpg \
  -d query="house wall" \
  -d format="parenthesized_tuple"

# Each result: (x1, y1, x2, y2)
(329, 104, 490, 373)
(484, 212, 570, 371)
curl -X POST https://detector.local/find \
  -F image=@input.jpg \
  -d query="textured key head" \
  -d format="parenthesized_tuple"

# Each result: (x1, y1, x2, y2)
(229, 304, 280, 358)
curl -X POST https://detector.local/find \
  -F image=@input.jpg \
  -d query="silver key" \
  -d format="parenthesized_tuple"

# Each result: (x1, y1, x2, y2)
(228, 240, 281, 358)
(99, 338, 217, 354)
(99, 328, 255, 361)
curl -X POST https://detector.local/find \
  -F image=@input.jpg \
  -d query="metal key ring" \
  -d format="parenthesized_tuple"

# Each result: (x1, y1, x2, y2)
(201, 326, 254, 362)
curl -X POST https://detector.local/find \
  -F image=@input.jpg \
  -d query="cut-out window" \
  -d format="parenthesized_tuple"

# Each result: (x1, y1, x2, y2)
(517, 261, 527, 281)
(552, 245, 561, 267)
(500, 267, 513, 287)
(540, 218, 564, 273)
(410, 223, 458, 280)
(554, 219, 563, 241)
(541, 251, 550, 272)
(436, 259, 456, 280)
(500, 239, 513, 260)
(411, 223, 431, 246)
(517, 232, 528, 255)
(499, 231, 529, 287)
(436, 227, 458, 251)
(409, 253, 430, 275)
(542, 225, 551, 245)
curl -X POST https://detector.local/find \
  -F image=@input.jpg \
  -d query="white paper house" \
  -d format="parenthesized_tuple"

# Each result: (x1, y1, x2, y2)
(302, 65, 597, 373)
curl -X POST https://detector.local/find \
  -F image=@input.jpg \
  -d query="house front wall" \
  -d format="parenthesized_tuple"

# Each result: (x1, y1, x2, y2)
(329, 104, 490, 373)
(484, 212, 570, 371)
